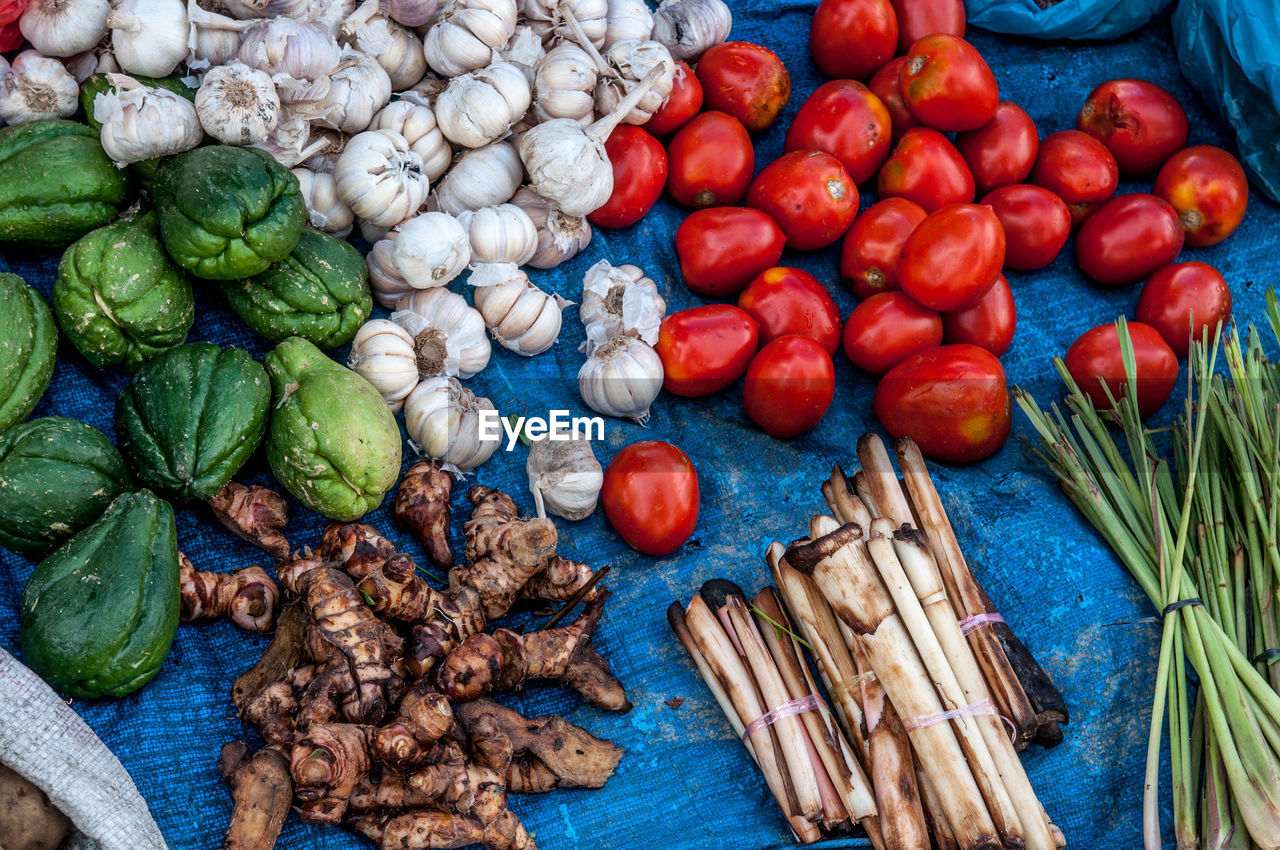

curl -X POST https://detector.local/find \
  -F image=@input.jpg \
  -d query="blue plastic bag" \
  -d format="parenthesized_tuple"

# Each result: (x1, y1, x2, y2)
(1173, 0, 1280, 201)
(964, 0, 1173, 40)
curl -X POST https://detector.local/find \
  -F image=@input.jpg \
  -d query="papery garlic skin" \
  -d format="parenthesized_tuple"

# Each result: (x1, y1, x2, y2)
(95, 75, 204, 164)
(251, 107, 317, 167)
(371, 100, 451, 181)
(651, 0, 730, 62)
(335, 128, 429, 226)
(196, 61, 280, 145)
(577, 334, 662, 422)
(422, 0, 519, 78)
(65, 47, 120, 83)
(316, 48, 392, 133)
(603, 0, 653, 49)
(579, 259, 665, 350)
(392, 211, 471, 288)
(19, 0, 111, 57)
(456, 203, 537, 265)
(0, 51, 79, 125)
(523, 0, 605, 47)
(383, 0, 438, 27)
(391, 286, 491, 378)
(348, 318, 420, 412)
(532, 43, 596, 125)
(433, 140, 523, 216)
(368, 236, 413, 308)
(404, 376, 500, 473)
(435, 60, 530, 148)
(596, 39, 674, 125)
(359, 217, 391, 243)
(472, 272, 568, 356)
(509, 187, 592, 269)
(293, 167, 355, 236)
(517, 118, 610, 217)
(238, 17, 341, 81)
(527, 435, 602, 520)
(186, 0, 250, 67)
(108, 0, 191, 77)
(498, 24, 544, 84)
(341, 1, 428, 89)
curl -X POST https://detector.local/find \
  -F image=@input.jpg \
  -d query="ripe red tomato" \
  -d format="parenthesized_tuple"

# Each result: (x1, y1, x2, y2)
(675, 207, 786, 296)
(601, 441, 699, 556)
(898, 203, 1005, 311)
(942, 273, 1015, 356)
(785, 80, 892, 185)
(1135, 262, 1232, 358)
(981, 184, 1070, 271)
(1031, 130, 1120, 227)
(587, 125, 668, 229)
(842, 291, 943, 374)
(645, 61, 702, 137)
(870, 57, 919, 142)
(743, 336, 836, 439)
(1154, 145, 1249, 247)
(899, 34, 998, 132)
(737, 267, 843, 355)
(810, 0, 898, 81)
(747, 151, 859, 250)
(655, 305, 759, 397)
(696, 41, 791, 132)
(1075, 193, 1184, 287)
(1063, 322, 1178, 418)
(873, 344, 1011, 463)
(954, 101, 1039, 195)
(878, 127, 974, 212)
(840, 197, 927, 298)
(1077, 79, 1188, 176)
(666, 111, 754, 208)
(889, 0, 965, 53)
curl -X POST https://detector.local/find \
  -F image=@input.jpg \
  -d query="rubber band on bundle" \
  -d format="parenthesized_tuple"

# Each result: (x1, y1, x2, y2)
(741, 694, 821, 744)
(903, 697, 1017, 743)
(958, 611, 1006, 635)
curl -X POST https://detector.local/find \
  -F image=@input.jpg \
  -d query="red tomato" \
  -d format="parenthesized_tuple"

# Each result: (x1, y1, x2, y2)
(889, 0, 965, 53)
(842, 291, 943, 374)
(810, 0, 898, 80)
(645, 61, 703, 137)
(696, 41, 791, 132)
(1075, 193, 1184, 287)
(1031, 130, 1120, 226)
(954, 101, 1039, 195)
(737, 267, 843, 355)
(1063, 322, 1178, 418)
(942, 273, 1015, 356)
(899, 34, 998, 132)
(655, 305, 760, 397)
(1077, 79, 1188, 176)
(747, 151, 859, 250)
(785, 80, 892, 184)
(601, 441, 699, 556)
(1154, 145, 1249, 247)
(981, 184, 1070, 271)
(840, 197, 927, 298)
(666, 111, 754, 208)
(873, 344, 1010, 463)
(877, 127, 974, 212)
(898, 203, 1005, 311)
(1135, 262, 1232, 358)
(675, 207, 786, 296)
(743, 336, 836, 439)
(587, 125, 667, 228)
(870, 57, 919, 142)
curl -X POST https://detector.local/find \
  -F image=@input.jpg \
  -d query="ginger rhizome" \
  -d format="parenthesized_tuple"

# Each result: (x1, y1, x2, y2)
(209, 482, 291, 560)
(180, 552, 280, 633)
(395, 459, 455, 569)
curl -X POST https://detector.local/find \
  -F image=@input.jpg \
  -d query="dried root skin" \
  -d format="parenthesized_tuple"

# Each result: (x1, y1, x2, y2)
(302, 567, 397, 724)
(351, 809, 535, 850)
(220, 742, 293, 850)
(180, 553, 280, 633)
(406, 586, 487, 678)
(453, 487, 558, 620)
(242, 664, 316, 749)
(561, 640, 631, 712)
(209, 482, 290, 560)
(373, 691, 456, 769)
(396, 460, 454, 569)
(518, 555, 598, 605)
(232, 603, 308, 713)
(292, 723, 376, 825)
(317, 522, 399, 581)
(277, 550, 329, 596)
(360, 554, 450, 622)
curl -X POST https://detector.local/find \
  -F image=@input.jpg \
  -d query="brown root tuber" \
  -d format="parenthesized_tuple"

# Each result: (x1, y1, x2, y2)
(242, 664, 316, 748)
(276, 550, 329, 596)
(452, 486, 558, 620)
(373, 690, 456, 769)
(359, 554, 451, 622)
(562, 640, 631, 713)
(209, 482, 290, 560)
(221, 742, 292, 850)
(180, 553, 280, 633)
(349, 808, 535, 850)
(396, 460, 454, 569)
(348, 771, 448, 812)
(291, 723, 376, 824)
(406, 586, 488, 678)
(233, 603, 308, 713)
(518, 555, 598, 606)
(317, 522, 399, 581)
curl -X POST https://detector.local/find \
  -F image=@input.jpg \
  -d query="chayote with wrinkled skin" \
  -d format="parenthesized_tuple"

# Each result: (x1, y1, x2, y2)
(52, 212, 196, 371)
(115, 342, 270, 502)
(223, 230, 373, 350)
(265, 336, 402, 521)
(0, 272, 57, 435)
(153, 145, 306, 280)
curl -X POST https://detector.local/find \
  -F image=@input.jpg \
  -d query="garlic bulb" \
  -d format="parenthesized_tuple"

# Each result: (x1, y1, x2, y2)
(186, 0, 252, 67)
(579, 259, 665, 350)
(433, 140, 523, 216)
(221, 0, 320, 18)
(423, 0, 519, 78)
(383, 0, 438, 27)
(348, 319, 420, 411)
(108, 0, 191, 77)
(251, 107, 318, 167)
(368, 236, 413, 308)
(94, 74, 204, 164)
(359, 217, 391, 243)
(509, 187, 592, 269)
(195, 62, 280, 145)
(578, 334, 662, 422)
(392, 211, 472, 288)
(651, 0, 730, 62)
(335, 128, 429, 226)
(19, 0, 111, 57)
(456, 203, 537, 265)
(498, 24, 544, 84)
(340, 0, 428, 89)
(595, 39, 674, 125)
(238, 17, 341, 81)
(0, 51, 79, 125)
(532, 43, 596, 125)
(527, 435, 602, 520)
(293, 167, 355, 236)
(299, 127, 348, 170)
(603, 0, 652, 49)
(371, 100, 451, 181)
(523, 0, 606, 47)
(435, 60, 530, 148)
(472, 272, 568, 356)
(317, 48, 392, 133)
(391, 287, 491, 378)
(404, 376, 500, 473)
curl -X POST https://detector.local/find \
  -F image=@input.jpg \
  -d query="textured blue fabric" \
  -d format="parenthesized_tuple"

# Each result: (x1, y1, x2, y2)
(0, 8, 1275, 850)
(964, 0, 1174, 41)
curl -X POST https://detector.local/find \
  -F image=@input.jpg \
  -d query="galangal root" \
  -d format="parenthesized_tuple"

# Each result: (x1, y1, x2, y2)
(180, 552, 280, 633)
(453, 486, 559, 619)
(220, 741, 292, 850)
(209, 481, 291, 560)
(395, 459, 454, 569)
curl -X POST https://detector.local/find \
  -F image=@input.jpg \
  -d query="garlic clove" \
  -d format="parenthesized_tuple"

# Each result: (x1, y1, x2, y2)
(368, 235, 415, 308)
(434, 59, 531, 148)
(594, 38, 675, 126)
(316, 48, 393, 134)
(456, 202, 538, 266)
(603, 0, 654, 50)
(348, 318, 420, 412)
(432, 140, 524, 216)
(532, 42, 597, 126)
(293, 167, 356, 237)
(392, 210, 472, 288)
(472, 272, 568, 356)
(335, 127, 430, 227)
(371, 99, 452, 181)
(423, 0, 519, 78)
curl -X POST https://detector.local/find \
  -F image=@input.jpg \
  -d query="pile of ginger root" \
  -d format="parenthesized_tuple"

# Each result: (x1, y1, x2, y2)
(195, 460, 629, 850)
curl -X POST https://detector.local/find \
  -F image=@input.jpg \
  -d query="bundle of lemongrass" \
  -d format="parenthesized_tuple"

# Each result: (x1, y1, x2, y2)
(1016, 304, 1280, 850)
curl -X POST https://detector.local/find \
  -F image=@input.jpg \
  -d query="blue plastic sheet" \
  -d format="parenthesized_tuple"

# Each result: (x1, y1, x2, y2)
(964, 0, 1173, 41)
(0, 7, 1276, 849)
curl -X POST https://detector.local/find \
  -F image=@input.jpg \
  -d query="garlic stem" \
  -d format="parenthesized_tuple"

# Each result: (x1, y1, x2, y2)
(587, 62, 661, 141)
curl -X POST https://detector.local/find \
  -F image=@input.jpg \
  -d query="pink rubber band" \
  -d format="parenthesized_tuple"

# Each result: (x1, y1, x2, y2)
(903, 697, 1018, 743)
(741, 694, 821, 744)
(959, 611, 1005, 635)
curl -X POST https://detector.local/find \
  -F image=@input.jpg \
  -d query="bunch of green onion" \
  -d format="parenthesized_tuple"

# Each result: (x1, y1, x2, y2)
(1015, 298, 1280, 850)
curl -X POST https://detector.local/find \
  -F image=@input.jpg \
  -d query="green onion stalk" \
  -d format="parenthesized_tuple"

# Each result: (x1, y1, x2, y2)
(1014, 302, 1280, 850)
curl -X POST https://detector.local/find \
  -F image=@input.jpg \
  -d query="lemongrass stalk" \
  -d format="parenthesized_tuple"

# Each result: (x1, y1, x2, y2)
(823, 465, 873, 528)
(668, 602, 749, 743)
(918, 766, 960, 850)
(856, 435, 914, 527)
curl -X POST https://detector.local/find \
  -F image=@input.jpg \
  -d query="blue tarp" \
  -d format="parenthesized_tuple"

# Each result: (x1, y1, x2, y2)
(0, 5, 1274, 848)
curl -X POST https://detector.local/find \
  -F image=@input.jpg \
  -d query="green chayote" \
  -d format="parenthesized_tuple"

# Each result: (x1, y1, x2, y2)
(0, 272, 57, 434)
